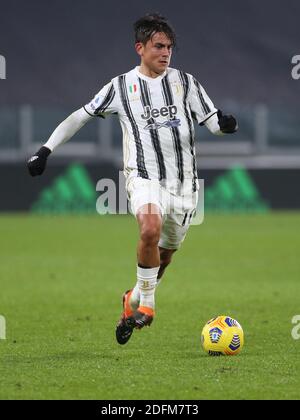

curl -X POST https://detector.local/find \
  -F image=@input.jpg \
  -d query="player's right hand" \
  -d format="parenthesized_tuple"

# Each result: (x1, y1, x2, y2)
(217, 110, 238, 134)
(27, 146, 51, 177)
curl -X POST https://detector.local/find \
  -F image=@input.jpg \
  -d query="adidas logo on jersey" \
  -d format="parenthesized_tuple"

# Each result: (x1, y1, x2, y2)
(141, 105, 177, 120)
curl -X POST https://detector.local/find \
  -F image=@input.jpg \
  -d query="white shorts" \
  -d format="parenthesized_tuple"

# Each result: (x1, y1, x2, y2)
(126, 177, 198, 250)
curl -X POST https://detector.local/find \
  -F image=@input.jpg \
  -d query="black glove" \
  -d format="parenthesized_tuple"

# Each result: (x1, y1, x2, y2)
(27, 146, 51, 177)
(217, 110, 238, 134)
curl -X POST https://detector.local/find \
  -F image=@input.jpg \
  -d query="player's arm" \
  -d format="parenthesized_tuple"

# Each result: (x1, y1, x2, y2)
(27, 108, 95, 176)
(200, 110, 238, 135)
(188, 75, 238, 135)
(27, 108, 92, 176)
(27, 81, 117, 177)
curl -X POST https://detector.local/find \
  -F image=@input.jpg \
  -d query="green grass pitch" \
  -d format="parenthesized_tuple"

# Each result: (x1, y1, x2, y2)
(0, 212, 300, 400)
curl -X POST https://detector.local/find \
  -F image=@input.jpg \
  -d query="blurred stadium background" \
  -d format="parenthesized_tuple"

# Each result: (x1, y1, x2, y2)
(0, 0, 299, 213)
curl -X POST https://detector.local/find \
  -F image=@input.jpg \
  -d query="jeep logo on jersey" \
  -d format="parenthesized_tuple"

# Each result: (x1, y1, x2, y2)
(141, 105, 177, 120)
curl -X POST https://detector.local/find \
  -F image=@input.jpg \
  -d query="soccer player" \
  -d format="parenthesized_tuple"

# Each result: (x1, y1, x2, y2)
(27, 14, 237, 345)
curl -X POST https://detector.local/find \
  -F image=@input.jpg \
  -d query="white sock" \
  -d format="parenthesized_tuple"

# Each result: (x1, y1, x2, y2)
(130, 283, 140, 311)
(137, 266, 160, 309)
(130, 273, 162, 309)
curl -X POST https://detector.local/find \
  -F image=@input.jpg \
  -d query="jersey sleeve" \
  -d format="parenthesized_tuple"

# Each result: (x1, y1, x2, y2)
(188, 76, 218, 125)
(83, 81, 118, 118)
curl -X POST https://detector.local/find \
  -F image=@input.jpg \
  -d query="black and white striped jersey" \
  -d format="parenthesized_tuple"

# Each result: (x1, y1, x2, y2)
(84, 67, 217, 192)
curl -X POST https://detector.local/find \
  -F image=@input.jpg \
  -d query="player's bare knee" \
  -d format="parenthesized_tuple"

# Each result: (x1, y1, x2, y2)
(140, 224, 161, 246)
(138, 211, 162, 246)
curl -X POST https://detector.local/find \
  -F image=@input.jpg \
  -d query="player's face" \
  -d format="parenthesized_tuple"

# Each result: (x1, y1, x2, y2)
(136, 32, 173, 76)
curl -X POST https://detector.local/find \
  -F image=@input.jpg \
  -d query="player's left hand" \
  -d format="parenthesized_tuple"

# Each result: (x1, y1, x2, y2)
(217, 110, 238, 133)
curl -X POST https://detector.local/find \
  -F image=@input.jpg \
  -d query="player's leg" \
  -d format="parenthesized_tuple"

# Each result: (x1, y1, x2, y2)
(129, 235, 177, 312)
(157, 247, 177, 281)
(116, 179, 164, 344)
(130, 187, 198, 313)
(136, 203, 162, 268)
(156, 187, 198, 285)
(116, 203, 161, 344)
(131, 203, 162, 327)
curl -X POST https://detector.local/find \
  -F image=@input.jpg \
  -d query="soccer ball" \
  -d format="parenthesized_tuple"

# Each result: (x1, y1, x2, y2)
(201, 316, 244, 356)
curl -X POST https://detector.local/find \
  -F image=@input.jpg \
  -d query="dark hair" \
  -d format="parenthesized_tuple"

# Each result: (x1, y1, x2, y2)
(134, 13, 176, 47)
